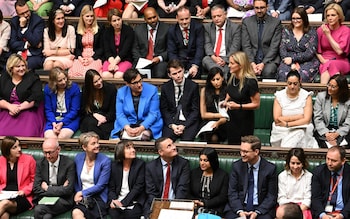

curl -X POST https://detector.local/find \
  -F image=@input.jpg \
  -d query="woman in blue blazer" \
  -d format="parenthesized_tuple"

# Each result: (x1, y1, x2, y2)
(72, 132, 111, 219)
(110, 69, 163, 140)
(108, 140, 146, 219)
(44, 67, 81, 138)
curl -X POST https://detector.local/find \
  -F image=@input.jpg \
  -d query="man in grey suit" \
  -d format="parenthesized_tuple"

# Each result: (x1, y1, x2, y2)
(33, 138, 76, 219)
(202, 5, 241, 79)
(242, 0, 282, 79)
(132, 7, 169, 78)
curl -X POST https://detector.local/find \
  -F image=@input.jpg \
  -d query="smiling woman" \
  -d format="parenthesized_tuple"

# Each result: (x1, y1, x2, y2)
(0, 54, 45, 137)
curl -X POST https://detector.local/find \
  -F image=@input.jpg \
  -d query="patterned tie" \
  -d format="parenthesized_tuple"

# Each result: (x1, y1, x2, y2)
(215, 28, 223, 57)
(183, 28, 189, 46)
(163, 162, 171, 199)
(246, 166, 254, 211)
(146, 28, 154, 60)
(50, 164, 57, 186)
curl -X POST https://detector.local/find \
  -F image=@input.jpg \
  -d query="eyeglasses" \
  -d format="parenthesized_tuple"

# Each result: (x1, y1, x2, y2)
(43, 149, 58, 156)
(130, 78, 142, 85)
(327, 84, 338, 89)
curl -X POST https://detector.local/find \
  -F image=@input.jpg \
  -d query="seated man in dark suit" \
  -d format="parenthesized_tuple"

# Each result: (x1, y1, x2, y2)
(10, 0, 44, 70)
(33, 138, 76, 219)
(145, 137, 190, 215)
(167, 6, 204, 79)
(242, 0, 282, 79)
(202, 4, 241, 79)
(224, 135, 277, 219)
(160, 59, 200, 141)
(132, 7, 169, 78)
(311, 146, 350, 219)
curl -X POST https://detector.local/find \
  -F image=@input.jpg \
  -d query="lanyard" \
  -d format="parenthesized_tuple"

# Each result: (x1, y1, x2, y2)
(327, 172, 342, 202)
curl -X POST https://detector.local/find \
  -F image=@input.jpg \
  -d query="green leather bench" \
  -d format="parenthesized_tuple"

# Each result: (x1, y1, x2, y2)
(11, 148, 324, 219)
(254, 93, 274, 146)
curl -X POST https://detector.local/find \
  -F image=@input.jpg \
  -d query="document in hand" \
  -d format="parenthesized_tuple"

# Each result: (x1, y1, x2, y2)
(0, 191, 18, 200)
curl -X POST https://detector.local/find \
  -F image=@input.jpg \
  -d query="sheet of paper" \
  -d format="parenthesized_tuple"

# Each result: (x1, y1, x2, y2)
(217, 101, 229, 120)
(169, 201, 194, 210)
(0, 191, 18, 200)
(38, 196, 60, 205)
(131, 0, 148, 11)
(308, 13, 322, 22)
(158, 209, 193, 219)
(136, 58, 152, 69)
(93, 0, 107, 8)
(196, 121, 216, 138)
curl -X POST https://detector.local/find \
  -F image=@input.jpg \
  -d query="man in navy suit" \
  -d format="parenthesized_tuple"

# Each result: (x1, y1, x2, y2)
(202, 4, 241, 78)
(242, 0, 281, 79)
(224, 135, 277, 219)
(10, 0, 44, 70)
(33, 138, 76, 219)
(311, 146, 350, 219)
(145, 137, 190, 215)
(132, 7, 169, 78)
(167, 6, 204, 79)
(160, 59, 200, 141)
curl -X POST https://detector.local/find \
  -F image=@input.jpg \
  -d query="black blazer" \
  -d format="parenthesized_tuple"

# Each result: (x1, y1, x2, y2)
(75, 25, 104, 60)
(0, 71, 42, 107)
(160, 78, 200, 128)
(224, 157, 277, 217)
(132, 21, 169, 66)
(108, 158, 146, 207)
(189, 0, 227, 17)
(311, 163, 350, 219)
(103, 23, 134, 62)
(80, 81, 116, 122)
(189, 167, 228, 216)
(33, 155, 76, 206)
(145, 156, 190, 214)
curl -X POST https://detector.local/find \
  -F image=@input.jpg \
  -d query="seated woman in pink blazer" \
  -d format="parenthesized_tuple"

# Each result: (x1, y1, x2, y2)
(0, 136, 36, 218)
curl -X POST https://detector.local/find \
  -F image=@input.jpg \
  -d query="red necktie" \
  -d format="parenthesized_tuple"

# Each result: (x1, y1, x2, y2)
(215, 28, 222, 57)
(183, 28, 189, 46)
(21, 38, 28, 60)
(146, 29, 154, 60)
(163, 162, 171, 199)
(202, 0, 208, 8)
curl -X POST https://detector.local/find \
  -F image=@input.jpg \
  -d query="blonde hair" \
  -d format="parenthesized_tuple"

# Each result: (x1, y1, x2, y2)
(48, 67, 72, 93)
(6, 54, 28, 77)
(227, 51, 257, 91)
(77, 5, 98, 35)
(324, 3, 345, 24)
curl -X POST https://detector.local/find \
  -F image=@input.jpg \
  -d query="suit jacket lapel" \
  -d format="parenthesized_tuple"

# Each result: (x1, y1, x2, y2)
(138, 88, 146, 120)
(125, 87, 138, 120)
(325, 98, 331, 125)
(243, 162, 249, 195)
(337, 103, 345, 125)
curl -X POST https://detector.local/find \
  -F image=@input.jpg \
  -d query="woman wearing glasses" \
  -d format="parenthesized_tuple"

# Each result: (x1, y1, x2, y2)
(110, 69, 163, 140)
(80, 69, 116, 139)
(0, 136, 36, 218)
(277, 7, 319, 82)
(314, 75, 350, 148)
(270, 70, 317, 148)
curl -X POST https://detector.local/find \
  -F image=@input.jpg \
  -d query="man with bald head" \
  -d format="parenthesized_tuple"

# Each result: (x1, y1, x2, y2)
(132, 7, 169, 78)
(33, 138, 76, 219)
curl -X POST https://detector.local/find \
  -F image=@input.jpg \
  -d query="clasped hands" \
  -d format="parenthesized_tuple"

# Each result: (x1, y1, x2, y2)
(93, 113, 107, 126)
(171, 124, 185, 136)
(124, 125, 145, 137)
(8, 103, 21, 116)
(52, 122, 63, 135)
(41, 180, 69, 191)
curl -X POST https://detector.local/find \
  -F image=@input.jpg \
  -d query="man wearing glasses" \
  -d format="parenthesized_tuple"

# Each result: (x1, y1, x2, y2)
(224, 135, 277, 219)
(242, 0, 282, 80)
(110, 68, 163, 140)
(33, 138, 76, 219)
(9, 0, 45, 70)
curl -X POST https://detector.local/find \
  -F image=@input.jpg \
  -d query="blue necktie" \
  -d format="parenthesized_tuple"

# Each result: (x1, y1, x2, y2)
(246, 166, 254, 211)
(255, 20, 264, 64)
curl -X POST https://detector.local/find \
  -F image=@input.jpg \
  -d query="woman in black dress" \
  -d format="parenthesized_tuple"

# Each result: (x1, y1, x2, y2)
(223, 51, 260, 145)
